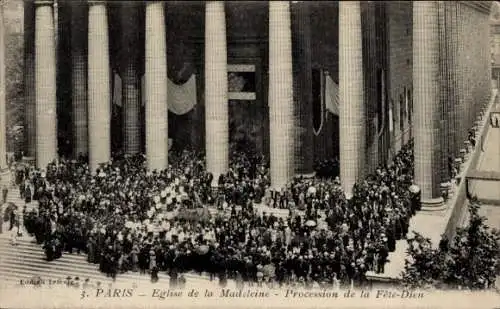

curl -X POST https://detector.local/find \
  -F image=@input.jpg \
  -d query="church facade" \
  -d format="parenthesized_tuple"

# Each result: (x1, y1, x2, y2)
(19, 1, 492, 205)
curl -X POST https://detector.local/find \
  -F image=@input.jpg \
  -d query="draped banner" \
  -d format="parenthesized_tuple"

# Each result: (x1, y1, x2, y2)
(112, 72, 122, 107)
(313, 69, 325, 136)
(166, 75, 197, 115)
(325, 73, 340, 116)
(138, 74, 197, 115)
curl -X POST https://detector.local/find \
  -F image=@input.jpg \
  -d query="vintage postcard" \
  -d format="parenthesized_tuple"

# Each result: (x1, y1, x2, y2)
(0, 1, 499, 308)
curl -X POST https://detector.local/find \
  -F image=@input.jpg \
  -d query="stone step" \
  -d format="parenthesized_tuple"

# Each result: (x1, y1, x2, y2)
(0, 263, 222, 288)
(0, 255, 165, 283)
(0, 235, 222, 287)
(0, 249, 218, 287)
(0, 264, 121, 284)
(0, 256, 231, 287)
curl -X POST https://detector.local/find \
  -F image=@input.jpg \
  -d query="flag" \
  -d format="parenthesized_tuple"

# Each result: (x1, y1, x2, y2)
(167, 75, 197, 115)
(141, 74, 198, 115)
(325, 74, 339, 116)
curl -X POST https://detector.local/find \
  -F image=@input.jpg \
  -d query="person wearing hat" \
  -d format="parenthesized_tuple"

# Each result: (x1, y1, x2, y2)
(87, 235, 96, 264)
(150, 250, 159, 283)
(24, 183, 31, 204)
(376, 241, 389, 274)
(1, 183, 8, 205)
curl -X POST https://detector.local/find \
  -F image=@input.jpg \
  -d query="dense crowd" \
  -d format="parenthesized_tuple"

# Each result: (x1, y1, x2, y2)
(16, 141, 418, 288)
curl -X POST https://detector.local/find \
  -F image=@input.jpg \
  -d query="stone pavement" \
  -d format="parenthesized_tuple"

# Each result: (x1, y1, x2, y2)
(475, 115, 500, 228)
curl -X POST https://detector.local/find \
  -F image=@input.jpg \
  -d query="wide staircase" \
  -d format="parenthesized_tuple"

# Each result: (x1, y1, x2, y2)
(0, 174, 299, 288)
(0, 176, 233, 288)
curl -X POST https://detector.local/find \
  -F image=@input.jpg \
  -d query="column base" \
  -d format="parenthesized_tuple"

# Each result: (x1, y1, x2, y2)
(421, 197, 447, 212)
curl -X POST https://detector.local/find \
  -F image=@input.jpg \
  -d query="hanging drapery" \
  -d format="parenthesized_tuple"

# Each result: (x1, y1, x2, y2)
(140, 74, 197, 115)
(313, 69, 325, 136)
(167, 74, 197, 115)
(325, 73, 339, 116)
(112, 71, 122, 107)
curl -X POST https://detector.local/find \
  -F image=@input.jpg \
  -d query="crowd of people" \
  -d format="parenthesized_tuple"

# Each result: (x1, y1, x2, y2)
(16, 141, 418, 288)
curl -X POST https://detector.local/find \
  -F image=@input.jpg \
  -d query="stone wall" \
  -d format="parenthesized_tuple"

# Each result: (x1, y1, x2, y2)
(386, 2, 413, 157)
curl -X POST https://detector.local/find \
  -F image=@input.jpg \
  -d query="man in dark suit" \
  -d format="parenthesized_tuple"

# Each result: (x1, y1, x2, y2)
(2, 184, 8, 204)
(9, 209, 16, 231)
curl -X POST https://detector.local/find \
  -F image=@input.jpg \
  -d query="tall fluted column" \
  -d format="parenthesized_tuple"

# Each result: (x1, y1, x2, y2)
(24, 0, 36, 159)
(363, 2, 378, 174)
(35, 0, 58, 169)
(413, 1, 444, 207)
(291, 2, 314, 176)
(205, 2, 228, 185)
(145, 2, 168, 171)
(88, 0, 111, 171)
(463, 4, 471, 140)
(269, 1, 294, 190)
(121, 3, 141, 155)
(71, 0, 88, 158)
(339, 1, 365, 197)
(438, 1, 449, 183)
(456, 3, 467, 145)
(0, 2, 6, 170)
(448, 2, 460, 157)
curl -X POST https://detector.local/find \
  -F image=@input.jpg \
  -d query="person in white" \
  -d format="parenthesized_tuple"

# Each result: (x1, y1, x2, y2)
(10, 223, 19, 246)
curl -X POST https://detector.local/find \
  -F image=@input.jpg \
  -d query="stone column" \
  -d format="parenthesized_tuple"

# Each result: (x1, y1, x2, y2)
(464, 7, 472, 133)
(71, 0, 88, 158)
(0, 2, 6, 170)
(339, 1, 365, 197)
(448, 2, 460, 157)
(438, 1, 449, 183)
(121, 3, 141, 155)
(291, 2, 314, 176)
(35, 0, 58, 169)
(88, 0, 111, 171)
(145, 1, 168, 171)
(362, 2, 378, 174)
(24, 0, 36, 160)
(413, 1, 444, 207)
(205, 1, 229, 185)
(457, 3, 467, 145)
(269, 1, 294, 190)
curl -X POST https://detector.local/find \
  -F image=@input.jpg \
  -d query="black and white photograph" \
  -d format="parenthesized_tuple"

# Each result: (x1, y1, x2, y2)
(0, 1, 499, 308)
